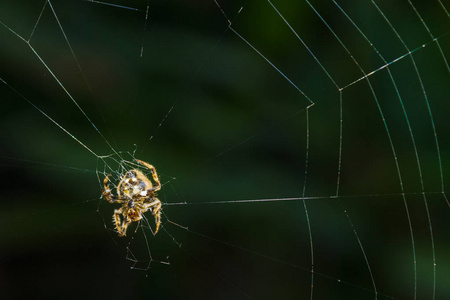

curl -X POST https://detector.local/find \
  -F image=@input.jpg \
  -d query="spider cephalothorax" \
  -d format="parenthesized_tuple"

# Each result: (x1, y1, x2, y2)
(102, 159, 161, 236)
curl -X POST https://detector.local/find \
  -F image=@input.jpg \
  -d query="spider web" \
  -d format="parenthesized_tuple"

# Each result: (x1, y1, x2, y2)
(1, 0, 450, 299)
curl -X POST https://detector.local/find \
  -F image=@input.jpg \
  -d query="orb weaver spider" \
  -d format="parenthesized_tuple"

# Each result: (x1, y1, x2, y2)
(102, 159, 161, 236)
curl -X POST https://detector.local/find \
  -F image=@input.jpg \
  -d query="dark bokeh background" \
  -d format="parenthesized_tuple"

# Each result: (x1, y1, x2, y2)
(1, 0, 449, 299)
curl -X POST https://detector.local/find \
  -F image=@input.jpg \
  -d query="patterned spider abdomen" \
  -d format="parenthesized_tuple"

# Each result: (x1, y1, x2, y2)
(117, 170, 153, 199)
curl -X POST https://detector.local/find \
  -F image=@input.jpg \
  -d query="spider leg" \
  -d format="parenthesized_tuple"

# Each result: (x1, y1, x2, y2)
(103, 174, 126, 204)
(134, 219, 141, 233)
(136, 159, 161, 192)
(114, 207, 131, 237)
(153, 203, 161, 234)
(114, 208, 124, 236)
(103, 174, 115, 203)
(144, 198, 162, 234)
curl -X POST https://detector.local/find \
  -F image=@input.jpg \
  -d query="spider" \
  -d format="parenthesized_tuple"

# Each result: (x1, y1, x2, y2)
(102, 159, 162, 237)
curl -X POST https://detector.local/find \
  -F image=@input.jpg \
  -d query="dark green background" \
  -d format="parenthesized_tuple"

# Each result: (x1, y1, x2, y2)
(1, 0, 449, 299)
